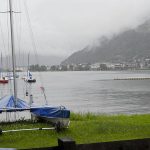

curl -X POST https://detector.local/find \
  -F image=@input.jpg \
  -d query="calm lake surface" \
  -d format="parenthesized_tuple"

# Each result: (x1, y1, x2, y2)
(0, 70, 150, 114)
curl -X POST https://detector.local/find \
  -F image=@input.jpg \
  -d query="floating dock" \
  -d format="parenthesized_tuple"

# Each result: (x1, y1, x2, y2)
(114, 77, 150, 80)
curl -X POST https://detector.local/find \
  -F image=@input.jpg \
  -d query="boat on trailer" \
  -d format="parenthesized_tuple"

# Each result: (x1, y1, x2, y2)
(30, 106, 70, 127)
(0, 96, 70, 127)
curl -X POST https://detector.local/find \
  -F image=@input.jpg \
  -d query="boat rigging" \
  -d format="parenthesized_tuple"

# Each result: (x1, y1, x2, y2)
(0, 0, 70, 127)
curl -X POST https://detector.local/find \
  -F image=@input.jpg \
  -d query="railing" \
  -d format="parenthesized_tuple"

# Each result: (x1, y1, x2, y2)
(2, 138, 150, 150)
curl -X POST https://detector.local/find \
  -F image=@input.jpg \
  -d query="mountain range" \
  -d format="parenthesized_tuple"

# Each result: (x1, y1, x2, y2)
(62, 20, 150, 65)
(1, 54, 65, 67)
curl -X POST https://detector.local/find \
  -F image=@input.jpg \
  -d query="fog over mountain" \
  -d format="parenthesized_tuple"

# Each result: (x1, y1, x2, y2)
(62, 20, 150, 65)
(15, 54, 65, 66)
(1, 54, 65, 67)
(1, 0, 150, 58)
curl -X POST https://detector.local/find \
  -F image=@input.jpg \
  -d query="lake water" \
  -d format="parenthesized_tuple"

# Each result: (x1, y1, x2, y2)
(0, 70, 150, 114)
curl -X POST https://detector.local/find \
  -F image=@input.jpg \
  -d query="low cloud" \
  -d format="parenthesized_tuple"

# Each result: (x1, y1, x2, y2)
(0, 0, 150, 57)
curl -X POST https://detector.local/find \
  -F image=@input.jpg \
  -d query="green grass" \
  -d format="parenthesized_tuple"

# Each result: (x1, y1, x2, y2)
(0, 113, 150, 149)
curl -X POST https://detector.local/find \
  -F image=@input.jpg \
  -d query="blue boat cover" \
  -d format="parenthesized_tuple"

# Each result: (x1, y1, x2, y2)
(0, 95, 70, 119)
(30, 106, 70, 119)
(0, 95, 30, 113)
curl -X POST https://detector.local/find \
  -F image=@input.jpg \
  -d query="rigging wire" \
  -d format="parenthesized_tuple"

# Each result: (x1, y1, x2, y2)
(6, 0, 13, 95)
(6, 0, 12, 70)
(13, 0, 23, 100)
(0, 15, 7, 63)
(0, 21, 6, 73)
(13, 0, 22, 67)
(0, 21, 6, 57)
(0, 8, 8, 82)
(23, 0, 48, 105)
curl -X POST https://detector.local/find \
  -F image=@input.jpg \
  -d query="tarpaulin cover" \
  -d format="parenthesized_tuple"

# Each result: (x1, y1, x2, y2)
(30, 106, 70, 119)
(0, 95, 70, 119)
(0, 95, 30, 113)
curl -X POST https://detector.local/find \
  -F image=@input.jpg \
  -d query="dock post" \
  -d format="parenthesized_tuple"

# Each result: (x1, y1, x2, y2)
(58, 138, 76, 150)
(0, 129, 2, 135)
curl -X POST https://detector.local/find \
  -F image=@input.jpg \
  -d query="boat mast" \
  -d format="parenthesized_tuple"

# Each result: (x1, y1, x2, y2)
(9, 0, 17, 106)
(0, 53, 2, 78)
(27, 52, 29, 72)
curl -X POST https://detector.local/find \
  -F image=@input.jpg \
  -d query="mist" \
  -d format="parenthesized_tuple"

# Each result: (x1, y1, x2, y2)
(0, 0, 150, 57)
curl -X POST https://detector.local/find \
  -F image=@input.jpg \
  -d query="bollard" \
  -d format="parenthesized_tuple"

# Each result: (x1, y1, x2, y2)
(0, 129, 2, 135)
(58, 138, 76, 150)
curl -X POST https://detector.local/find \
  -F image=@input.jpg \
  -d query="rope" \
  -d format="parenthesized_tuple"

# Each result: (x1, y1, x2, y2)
(7, 0, 13, 95)
(2, 127, 55, 133)
(23, 0, 48, 105)
(0, 14, 7, 73)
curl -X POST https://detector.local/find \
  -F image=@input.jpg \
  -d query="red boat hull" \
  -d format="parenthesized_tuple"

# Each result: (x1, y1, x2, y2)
(0, 80, 9, 84)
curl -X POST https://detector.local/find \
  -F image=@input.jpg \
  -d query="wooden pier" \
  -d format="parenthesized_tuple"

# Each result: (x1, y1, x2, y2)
(114, 77, 150, 80)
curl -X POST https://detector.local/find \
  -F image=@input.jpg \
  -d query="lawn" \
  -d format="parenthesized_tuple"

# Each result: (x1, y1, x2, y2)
(0, 113, 149, 149)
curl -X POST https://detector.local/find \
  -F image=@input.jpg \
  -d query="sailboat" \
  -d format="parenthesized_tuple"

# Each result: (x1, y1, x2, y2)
(0, 0, 70, 127)
(6, 72, 19, 80)
(0, 53, 9, 84)
(24, 70, 36, 83)
(0, 76, 9, 84)
(24, 53, 36, 83)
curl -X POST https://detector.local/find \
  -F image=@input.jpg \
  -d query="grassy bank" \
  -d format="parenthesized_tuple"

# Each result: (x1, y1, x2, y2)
(0, 113, 150, 149)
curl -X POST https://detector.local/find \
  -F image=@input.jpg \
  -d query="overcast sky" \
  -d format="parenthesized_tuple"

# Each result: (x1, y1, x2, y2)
(1, 0, 150, 57)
